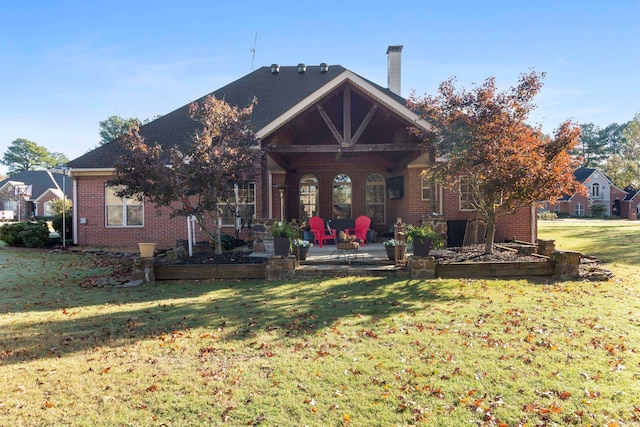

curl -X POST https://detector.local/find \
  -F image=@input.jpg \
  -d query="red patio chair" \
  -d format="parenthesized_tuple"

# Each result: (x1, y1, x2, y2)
(308, 216, 336, 247)
(345, 215, 371, 245)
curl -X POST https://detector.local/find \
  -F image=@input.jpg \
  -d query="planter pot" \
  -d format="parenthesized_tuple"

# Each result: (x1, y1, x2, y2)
(294, 246, 309, 260)
(385, 245, 406, 261)
(412, 238, 432, 257)
(273, 237, 291, 256)
(138, 242, 157, 258)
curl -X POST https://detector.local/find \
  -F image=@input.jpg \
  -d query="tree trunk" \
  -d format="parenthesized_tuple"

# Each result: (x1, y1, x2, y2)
(484, 218, 496, 255)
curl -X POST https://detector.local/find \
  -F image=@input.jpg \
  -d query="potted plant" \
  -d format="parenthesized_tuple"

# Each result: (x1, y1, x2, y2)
(406, 224, 445, 256)
(292, 238, 313, 260)
(383, 239, 407, 260)
(271, 221, 299, 256)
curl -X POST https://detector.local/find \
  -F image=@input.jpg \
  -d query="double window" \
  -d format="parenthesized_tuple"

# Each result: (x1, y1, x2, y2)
(591, 183, 600, 198)
(574, 202, 584, 216)
(106, 186, 143, 227)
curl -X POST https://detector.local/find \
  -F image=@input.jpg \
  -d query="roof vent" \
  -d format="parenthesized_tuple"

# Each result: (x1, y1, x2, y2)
(320, 63, 329, 73)
(297, 63, 306, 74)
(271, 64, 280, 74)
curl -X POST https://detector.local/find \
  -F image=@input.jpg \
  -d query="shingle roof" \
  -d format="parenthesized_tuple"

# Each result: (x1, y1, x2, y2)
(573, 167, 595, 183)
(0, 170, 71, 200)
(67, 64, 406, 169)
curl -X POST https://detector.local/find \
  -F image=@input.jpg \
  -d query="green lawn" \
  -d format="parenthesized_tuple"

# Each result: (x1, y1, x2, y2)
(1, 221, 639, 426)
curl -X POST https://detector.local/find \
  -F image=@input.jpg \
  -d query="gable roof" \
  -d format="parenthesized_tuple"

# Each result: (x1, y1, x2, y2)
(68, 64, 425, 170)
(574, 167, 596, 183)
(0, 170, 71, 200)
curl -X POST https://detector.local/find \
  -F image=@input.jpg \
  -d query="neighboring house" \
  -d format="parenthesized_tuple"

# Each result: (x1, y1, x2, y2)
(621, 187, 640, 220)
(0, 170, 72, 221)
(543, 167, 628, 217)
(67, 46, 536, 249)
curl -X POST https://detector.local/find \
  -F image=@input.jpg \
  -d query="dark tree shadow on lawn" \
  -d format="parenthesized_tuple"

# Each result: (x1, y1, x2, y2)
(0, 276, 466, 365)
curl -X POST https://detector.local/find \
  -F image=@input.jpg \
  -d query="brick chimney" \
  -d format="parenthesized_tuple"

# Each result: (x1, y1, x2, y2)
(386, 45, 403, 96)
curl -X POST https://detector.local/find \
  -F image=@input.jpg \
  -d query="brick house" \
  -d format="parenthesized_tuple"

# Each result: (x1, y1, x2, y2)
(0, 170, 72, 221)
(621, 187, 640, 220)
(66, 46, 536, 249)
(543, 167, 628, 217)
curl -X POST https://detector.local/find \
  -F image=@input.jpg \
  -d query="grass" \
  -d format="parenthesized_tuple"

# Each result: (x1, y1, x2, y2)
(0, 221, 639, 426)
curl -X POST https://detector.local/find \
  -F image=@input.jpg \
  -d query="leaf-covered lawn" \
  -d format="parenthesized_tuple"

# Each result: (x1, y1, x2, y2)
(1, 222, 639, 426)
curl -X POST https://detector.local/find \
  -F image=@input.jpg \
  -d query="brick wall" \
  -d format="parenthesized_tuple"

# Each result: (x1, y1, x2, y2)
(74, 175, 257, 249)
(73, 161, 536, 248)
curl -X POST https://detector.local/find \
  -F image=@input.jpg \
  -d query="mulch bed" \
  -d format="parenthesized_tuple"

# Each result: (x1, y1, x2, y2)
(436, 245, 544, 264)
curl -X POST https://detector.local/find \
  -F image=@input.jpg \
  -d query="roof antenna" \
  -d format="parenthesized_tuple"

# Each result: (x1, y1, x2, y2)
(250, 31, 258, 70)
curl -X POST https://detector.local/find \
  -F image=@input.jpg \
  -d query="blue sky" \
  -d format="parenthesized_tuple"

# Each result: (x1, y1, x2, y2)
(1, 0, 639, 175)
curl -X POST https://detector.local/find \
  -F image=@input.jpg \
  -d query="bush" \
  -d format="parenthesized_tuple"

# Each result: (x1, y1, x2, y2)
(0, 221, 50, 247)
(220, 233, 235, 251)
(0, 223, 22, 246)
(52, 213, 73, 237)
(590, 204, 607, 218)
(538, 211, 558, 220)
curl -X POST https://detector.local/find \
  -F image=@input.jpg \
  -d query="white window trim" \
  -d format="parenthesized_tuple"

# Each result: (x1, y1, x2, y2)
(421, 177, 431, 201)
(105, 186, 144, 228)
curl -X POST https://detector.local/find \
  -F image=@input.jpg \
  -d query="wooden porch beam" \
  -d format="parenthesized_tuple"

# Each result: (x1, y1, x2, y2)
(351, 103, 378, 145)
(269, 143, 422, 153)
(343, 87, 352, 147)
(316, 105, 343, 144)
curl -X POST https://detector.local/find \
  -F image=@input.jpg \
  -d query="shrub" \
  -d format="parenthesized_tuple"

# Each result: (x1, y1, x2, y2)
(0, 221, 50, 247)
(590, 204, 607, 218)
(52, 213, 73, 237)
(220, 233, 235, 251)
(538, 211, 558, 220)
(0, 223, 22, 246)
(19, 222, 50, 248)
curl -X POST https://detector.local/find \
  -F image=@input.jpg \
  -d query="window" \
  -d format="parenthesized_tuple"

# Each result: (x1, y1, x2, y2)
(220, 182, 256, 226)
(299, 175, 319, 220)
(366, 173, 385, 224)
(421, 177, 431, 200)
(106, 186, 143, 227)
(591, 183, 600, 198)
(553, 204, 560, 213)
(574, 202, 584, 216)
(332, 174, 352, 219)
(43, 201, 55, 217)
(4, 200, 16, 213)
(459, 180, 475, 211)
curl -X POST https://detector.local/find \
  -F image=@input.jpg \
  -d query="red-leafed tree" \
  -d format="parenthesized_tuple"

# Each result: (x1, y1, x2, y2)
(408, 71, 581, 254)
(109, 96, 263, 254)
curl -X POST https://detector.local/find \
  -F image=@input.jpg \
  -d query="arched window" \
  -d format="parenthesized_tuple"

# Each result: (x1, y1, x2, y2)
(366, 173, 385, 224)
(299, 174, 319, 220)
(332, 174, 352, 219)
(591, 183, 600, 198)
